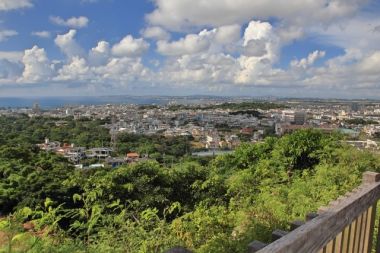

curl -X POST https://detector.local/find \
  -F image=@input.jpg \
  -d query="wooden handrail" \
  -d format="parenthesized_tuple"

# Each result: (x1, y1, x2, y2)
(255, 171, 380, 253)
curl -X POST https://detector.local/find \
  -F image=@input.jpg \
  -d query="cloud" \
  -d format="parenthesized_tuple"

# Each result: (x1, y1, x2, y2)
(356, 51, 380, 75)
(89, 41, 110, 66)
(0, 59, 23, 82)
(141, 26, 171, 40)
(214, 24, 241, 44)
(158, 53, 237, 84)
(111, 35, 149, 57)
(157, 32, 211, 56)
(31, 31, 51, 38)
(94, 57, 151, 83)
(146, 0, 369, 31)
(0, 30, 18, 42)
(19, 46, 54, 83)
(54, 29, 84, 58)
(156, 25, 240, 56)
(235, 21, 280, 84)
(291, 50, 326, 69)
(50, 16, 89, 28)
(0, 0, 32, 11)
(0, 51, 23, 62)
(55, 57, 91, 81)
(310, 15, 380, 52)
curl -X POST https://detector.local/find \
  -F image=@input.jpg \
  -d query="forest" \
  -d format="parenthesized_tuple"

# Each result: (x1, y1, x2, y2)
(1, 115, 380, 252)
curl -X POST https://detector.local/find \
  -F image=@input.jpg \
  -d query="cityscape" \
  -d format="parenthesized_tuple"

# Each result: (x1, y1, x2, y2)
(2, 97, 380, 168)
(1, 0, 380, 252)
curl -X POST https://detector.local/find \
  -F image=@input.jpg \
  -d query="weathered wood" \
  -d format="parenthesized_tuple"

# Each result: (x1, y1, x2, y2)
(364, 204, 377, 253)
(271, 229, 288, 241)
(341, 225, 350, 253)
(256, 176, 380, 253)
(348, 221, 355, 253)
(358, 209, 368, 253)
(363, 171, 380, 184)
(334, 232, 343, 253)
(325, 240, 334, 253)
(247, 241, 267, 253)
(353, 213, 363, 253)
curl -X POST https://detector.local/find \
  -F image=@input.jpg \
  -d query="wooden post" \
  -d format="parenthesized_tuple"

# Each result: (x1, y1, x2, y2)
(363, 172, 380, 184)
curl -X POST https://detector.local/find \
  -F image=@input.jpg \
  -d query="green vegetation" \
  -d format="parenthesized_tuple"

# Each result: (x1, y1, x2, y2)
(1, 116, 380, 252)
(0, 115, 110, 148)
(344, 118, 379, 125)
(116, 133, 192, 162)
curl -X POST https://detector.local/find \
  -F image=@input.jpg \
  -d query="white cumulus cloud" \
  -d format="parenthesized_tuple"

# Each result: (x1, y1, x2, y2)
(19, 46, 54, 83)
(50, 16, 89, 28)
(291, 50, 326, 69)
(111, 35, 149, 57)
(0, 0, 32, 11)
(141, 26, 171, 40)
(147, 0, 368, 31)
(55, 29, 84, 58)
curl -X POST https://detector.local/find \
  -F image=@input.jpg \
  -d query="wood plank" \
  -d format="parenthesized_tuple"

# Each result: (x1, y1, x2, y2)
(325, 239, 334, 253)
(348, 219, 356, 253)
(358, 209, 368, 253)
(341, 225, 350, 253)
(353, 213, 363, 253)
(364, 204, 377, 253)
(334, 232, 343, 253)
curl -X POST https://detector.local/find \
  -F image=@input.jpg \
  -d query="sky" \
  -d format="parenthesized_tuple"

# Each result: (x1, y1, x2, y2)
(0, 0, 380, 98)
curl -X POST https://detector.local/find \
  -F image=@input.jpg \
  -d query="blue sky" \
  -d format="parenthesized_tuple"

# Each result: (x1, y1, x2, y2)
(0, 0, 380, 98)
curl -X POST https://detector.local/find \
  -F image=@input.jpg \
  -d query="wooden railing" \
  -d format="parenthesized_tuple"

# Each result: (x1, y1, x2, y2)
(250, 171, 380, 253)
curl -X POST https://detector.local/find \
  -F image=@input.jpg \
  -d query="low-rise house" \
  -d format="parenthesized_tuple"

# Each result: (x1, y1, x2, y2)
(64, 147, 86, 163)
(87, 147, 113, 159)
(38, 138, 61, 152)
(105, 157, 126, 168)
(126, 152, 140, 163)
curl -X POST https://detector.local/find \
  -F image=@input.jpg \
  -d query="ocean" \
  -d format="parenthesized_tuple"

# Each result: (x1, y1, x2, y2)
(0, 96, 165, 109)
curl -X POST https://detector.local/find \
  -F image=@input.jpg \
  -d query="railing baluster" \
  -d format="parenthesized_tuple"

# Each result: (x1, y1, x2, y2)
(359, 209, 368, 253)
(342, 225, 350, 253)
(325, 239, 334, 253)
(348, 219, 356, 253)
(353, 213, 363, 253)
(334, 232, 343, 253)
(364, 204, 377, 253)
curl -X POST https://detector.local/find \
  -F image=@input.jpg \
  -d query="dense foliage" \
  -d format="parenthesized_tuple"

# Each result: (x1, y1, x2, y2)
(0, 115, 110, 148)
(116, 133, 192, 162)
(1, 117, 380, 252)
(344, 118, 379, 125)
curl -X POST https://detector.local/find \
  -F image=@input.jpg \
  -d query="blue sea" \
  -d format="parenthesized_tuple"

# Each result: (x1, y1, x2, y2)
(0, 96, 165, 109)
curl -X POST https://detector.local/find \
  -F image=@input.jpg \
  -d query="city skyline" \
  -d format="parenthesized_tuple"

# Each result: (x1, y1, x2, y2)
(0, 0, 380, 98)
